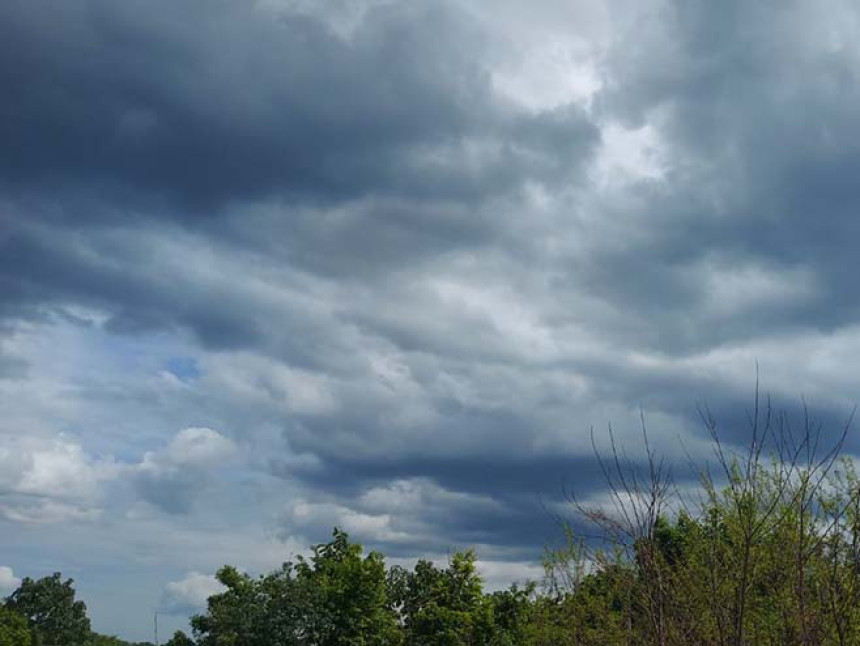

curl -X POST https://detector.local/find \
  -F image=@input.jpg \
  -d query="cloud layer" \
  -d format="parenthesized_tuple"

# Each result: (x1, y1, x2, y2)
(4, 0, 860, 640)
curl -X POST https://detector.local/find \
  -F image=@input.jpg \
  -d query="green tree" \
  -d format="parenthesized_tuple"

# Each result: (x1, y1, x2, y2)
(398, 550, 495, 646)
(192, 529, 400, 646)
(191, 564, 282, 646)
(163, 631, 195, 646)
(86, 634, 130, 646)
(0, 606, 32, 646)
(295, 529, 401, 646)
(487, 583, 536, 645)
(6, 573, 91, 646)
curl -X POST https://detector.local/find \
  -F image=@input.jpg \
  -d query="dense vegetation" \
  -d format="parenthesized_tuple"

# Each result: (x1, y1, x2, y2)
(0, 573, 154, 646)
(7, 399, 860, 645)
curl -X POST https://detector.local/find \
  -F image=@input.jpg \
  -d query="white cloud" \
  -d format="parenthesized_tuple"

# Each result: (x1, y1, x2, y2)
(161, 572, 225, 614)
(134, 428, 240, 514)
(0, 427, 242, 521)
(163, 428, 238, 467)
(285, 500, 412, 544)
(476, 0, 608, 112)
(279, 478, 514, 555)
(1, 499, 105, 524)
(0, 566, 21, 593)
(202, 354, 337, 416)
(16, 438, 119, 500)
(138, 427, 238, 476)
(476, 559, 544, 591)
(0, 436, 119, 523)
(360, 478, 505, 518)
(591, 122, 667, 189)
(702, 262, 818, 317)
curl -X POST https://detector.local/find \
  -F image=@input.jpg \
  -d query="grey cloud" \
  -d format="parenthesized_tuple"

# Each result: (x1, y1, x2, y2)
(132, 428, 239, 514)
(569, 0, 860, 353)
(0, 436, 119, 523)
(6, 2, 860, 636)
(0, 351, 28, 380)
(0, 215, 353, 367)
(274, 442, 617, 556)
(0, 0, 600, 360)
(133, 470, 200, 515)
(277, 475, 565, 559)
(0, 0, 597, 213)
(160, 572, 224, 615)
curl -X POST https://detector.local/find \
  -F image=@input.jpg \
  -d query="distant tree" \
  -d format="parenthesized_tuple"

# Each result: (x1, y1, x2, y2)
(5, 573, 91, 646)
(552, 387, 860, 646)
(191, 564, 278, 646)
(85, 633, 156, 646)
(86, 634, 130, 646)
(192, 529, 400, 646)
(487, 583, 536, 645)
(518, 595, 575, 646)
(0, 606, 32, 646)
(179, 387, 860, 645)
(394, 550, 496, 646)
(294, 528, 401, 646)
(163, 631, 195, 646)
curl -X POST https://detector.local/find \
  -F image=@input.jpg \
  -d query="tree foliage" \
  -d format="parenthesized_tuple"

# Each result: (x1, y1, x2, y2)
(191, 529, 401, 646)
(164, 631, 195, 646)
(5, 573, 91, 646)
(0, 606, 31, 646)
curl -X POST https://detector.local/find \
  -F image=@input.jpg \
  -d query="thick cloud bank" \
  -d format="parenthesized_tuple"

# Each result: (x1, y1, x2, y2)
(3, 0, 860, 640)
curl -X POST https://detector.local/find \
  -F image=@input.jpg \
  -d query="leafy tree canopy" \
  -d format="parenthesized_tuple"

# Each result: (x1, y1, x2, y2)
(0, 606, 32, 646)
(5, 573, 91, 646)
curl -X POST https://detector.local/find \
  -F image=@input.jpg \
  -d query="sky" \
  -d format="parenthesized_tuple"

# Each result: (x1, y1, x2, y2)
(3, 0, 860, 640)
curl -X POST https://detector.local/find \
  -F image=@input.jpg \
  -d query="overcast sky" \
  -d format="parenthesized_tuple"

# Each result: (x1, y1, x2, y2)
(4, 0, 860, 640)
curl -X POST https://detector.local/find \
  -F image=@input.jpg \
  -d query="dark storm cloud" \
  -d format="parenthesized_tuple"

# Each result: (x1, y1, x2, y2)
(573, 0, 860, 353)
(0, 0, 598, 357)
(0, 0, 605, 559)
(6, 0, 860, 595)
(0, 0, 597, 212)
(0, 217, 258, 345)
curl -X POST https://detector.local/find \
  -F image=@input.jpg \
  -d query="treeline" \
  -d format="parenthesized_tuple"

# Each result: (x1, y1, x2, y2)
(0, 572, 154, 646)
(7, 399, 860, 645)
